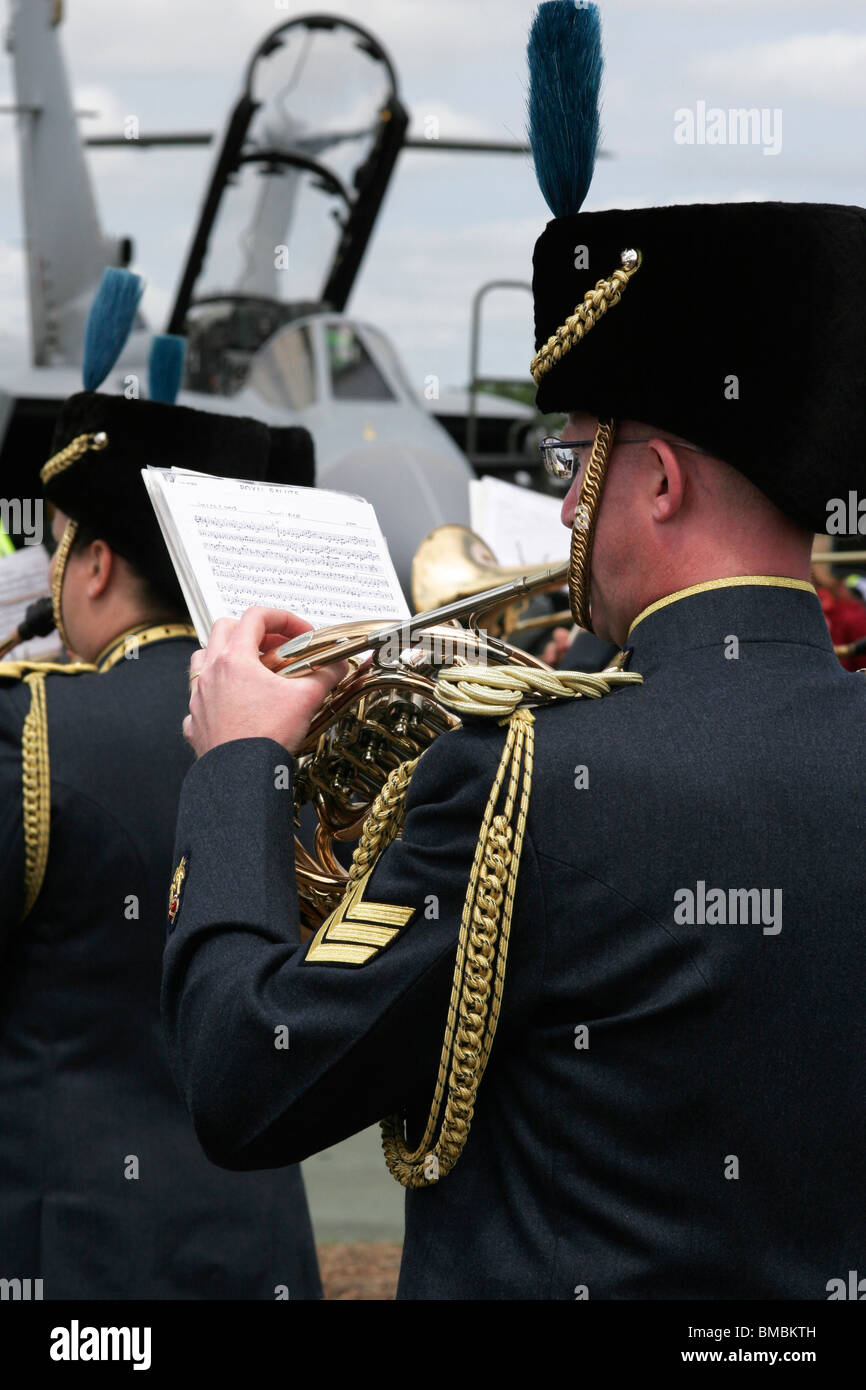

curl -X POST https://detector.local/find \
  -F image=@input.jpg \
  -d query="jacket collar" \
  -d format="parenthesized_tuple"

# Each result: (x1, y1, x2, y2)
(95, 622, 197, 673)
(623, 575, 831, 675)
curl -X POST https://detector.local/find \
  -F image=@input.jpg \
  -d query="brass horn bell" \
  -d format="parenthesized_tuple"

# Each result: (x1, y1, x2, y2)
(411, 524, 567, 635)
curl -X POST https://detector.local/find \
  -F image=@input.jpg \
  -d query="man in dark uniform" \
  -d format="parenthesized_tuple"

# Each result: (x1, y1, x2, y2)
(162, 4, 866, 1298)
(0, 379, 322, 1299)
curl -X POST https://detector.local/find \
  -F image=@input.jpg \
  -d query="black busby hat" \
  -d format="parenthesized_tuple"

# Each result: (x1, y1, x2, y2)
(527, 3, 866, 534)
(266, 426, 316, 488)
(42, 391, 275, 604)
(531, 202, 866, 533)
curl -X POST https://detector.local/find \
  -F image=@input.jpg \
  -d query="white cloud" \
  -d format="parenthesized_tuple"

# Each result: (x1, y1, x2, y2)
(408, 103, 511, 143)
(616, 0, 864, 10)
(56, 0, 532, 80)
(73, 83, 129, 135)
(352, 214, 540, 385)
(695, 32, 866, 105)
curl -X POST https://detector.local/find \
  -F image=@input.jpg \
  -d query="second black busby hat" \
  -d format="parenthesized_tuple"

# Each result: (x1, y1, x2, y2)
(42, 392, 278, 604)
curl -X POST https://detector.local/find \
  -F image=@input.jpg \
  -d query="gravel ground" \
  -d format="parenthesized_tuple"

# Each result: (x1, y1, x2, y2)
(317, 1243, 402, 1300)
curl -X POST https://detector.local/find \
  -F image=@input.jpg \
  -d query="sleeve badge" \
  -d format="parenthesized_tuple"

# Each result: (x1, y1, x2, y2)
(168, 854, 188, 929)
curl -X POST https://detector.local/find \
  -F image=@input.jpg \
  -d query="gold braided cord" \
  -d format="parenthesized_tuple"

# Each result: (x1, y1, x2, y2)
(40, 431, 108, 486)
(478, 709, 530, 1078)
(530, 251, 642, 386)
(50, 519, 78, 652)
(387, 715, 514, 1164)
(435, 657, 641, 718)
(346, 756, 420, 881)
(381, 707, 535, 1188)
(568, 417, 615, 632)
(20, 672, 51, 920)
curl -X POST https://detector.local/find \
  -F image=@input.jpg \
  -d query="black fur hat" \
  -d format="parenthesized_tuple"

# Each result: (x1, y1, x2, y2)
(532, 201, 866, 532)
(266, 426, 316, 488)
(42, 394, 315, 605)
(525, 8, 866, 534)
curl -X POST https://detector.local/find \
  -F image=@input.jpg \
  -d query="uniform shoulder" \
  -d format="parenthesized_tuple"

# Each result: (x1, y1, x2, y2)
(0, 660, 98, 737)
(0, 659, 96, 685)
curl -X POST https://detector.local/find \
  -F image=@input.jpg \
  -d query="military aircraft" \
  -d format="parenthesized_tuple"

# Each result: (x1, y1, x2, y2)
(0, 2, 548, 594)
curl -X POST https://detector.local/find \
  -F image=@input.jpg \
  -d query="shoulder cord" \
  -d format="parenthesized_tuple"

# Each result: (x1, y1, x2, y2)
(335, 661, 643, 1187)
(20, 672, 51, 921)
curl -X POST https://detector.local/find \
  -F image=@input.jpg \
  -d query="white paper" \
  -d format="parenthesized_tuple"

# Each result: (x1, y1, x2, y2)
(144, 468, 409, 644)
(0, 546, 62, 661)
(469, 476, 570, 568)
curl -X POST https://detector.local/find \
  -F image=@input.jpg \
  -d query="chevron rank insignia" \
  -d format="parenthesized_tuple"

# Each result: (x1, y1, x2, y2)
(305, 868, 416, 966)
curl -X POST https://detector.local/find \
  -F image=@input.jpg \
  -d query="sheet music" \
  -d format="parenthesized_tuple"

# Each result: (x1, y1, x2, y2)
(469, 476, 570, 568)
(143, 469, 409, 644)
(0, 546, 62, 661)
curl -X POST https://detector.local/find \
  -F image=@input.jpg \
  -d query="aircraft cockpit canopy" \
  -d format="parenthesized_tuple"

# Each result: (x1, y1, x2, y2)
(171, 15, 409, 396)
(246, 320, 423, 411)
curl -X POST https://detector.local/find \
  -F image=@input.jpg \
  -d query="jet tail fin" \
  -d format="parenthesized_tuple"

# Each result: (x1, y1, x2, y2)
(6, 0, 135, 366)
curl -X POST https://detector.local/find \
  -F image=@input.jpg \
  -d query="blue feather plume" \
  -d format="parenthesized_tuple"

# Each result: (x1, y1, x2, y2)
(82, 267, 145, 391)
(148, 334, 187, 405)
(527, 1, 603, 218)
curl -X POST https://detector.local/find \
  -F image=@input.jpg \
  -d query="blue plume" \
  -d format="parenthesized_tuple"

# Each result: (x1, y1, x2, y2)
(82, 267, 145, 391)
(527, 1, 603, 218)
(148, 334, 187, 405)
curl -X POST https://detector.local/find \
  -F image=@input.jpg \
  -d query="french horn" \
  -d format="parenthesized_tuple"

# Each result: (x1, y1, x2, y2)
(262, 526, 571, 929)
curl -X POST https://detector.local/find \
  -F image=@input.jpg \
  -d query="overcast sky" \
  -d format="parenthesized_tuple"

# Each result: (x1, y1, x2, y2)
(1, 0, 864, 393)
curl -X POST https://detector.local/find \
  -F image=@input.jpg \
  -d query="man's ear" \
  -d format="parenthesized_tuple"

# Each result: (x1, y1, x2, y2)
(647, 438, 686, 522)
(84, 539, 115, 600)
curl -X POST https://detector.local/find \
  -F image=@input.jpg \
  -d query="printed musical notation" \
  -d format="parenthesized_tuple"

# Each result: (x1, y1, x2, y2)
(144, 468, 409, 641)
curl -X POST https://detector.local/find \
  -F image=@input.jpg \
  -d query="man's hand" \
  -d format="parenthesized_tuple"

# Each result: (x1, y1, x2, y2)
(541, 625, 576, 668)
(184, 607, 348, 758)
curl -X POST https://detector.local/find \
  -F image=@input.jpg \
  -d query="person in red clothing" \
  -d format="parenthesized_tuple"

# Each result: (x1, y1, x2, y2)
(812, 554, 866, 671)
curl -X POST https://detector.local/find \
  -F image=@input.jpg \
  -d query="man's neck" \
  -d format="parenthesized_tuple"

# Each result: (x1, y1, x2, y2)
(610, 551, 813, 648)
(75, 607, 182, 664)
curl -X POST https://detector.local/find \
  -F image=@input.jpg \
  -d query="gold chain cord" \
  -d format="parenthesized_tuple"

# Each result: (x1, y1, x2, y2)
(50, 519, 78, 652)
(380, 706, 535, 1187)
(568, 417, 615, 632)
(40, 430, 108, 486)
(20, 672, 51, 920)
(41, 432, 108, 651)
(530, 251, 642, 386)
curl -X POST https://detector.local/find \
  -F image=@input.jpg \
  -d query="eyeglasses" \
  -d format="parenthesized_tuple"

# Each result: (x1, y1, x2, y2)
(539, 435, 708, 481)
